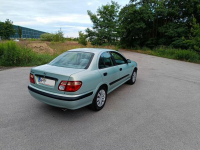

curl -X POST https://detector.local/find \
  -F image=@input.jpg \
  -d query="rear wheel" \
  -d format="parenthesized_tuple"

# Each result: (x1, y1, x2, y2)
(127, 69, 137, 85)
(89, 86, 107, 111)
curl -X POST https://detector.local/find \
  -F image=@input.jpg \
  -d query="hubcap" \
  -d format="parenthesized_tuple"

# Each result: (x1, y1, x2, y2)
(132, 72, 137, 82)
(96, 89, 106, 107)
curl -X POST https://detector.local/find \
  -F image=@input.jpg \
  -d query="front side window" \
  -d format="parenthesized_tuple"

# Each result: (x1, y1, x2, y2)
(49, 52, 93, 69)
(110, 52, 126, 65)
(99, 52, 114, 69)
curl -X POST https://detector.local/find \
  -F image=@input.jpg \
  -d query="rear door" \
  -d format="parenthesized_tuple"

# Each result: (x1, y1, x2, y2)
(110, 52, 132, 84)
(98, 52, 120, 92)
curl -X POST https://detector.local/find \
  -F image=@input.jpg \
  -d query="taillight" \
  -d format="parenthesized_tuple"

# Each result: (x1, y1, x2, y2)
(58, 81, 82, 92)
(30, 73, 35, 84)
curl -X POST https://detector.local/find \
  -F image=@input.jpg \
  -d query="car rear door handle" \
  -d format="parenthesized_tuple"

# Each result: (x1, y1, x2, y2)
(119, 68, 122, 71)
(103, 72, 107, 76)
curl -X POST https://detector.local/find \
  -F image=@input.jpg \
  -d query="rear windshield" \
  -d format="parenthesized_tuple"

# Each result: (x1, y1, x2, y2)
(49, 51, 94, 69)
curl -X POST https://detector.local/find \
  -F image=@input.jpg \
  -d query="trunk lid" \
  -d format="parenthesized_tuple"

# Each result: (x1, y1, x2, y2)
(30, 64, 85, 94)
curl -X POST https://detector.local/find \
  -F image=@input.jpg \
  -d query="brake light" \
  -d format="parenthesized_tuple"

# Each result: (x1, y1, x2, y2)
(30, 73, 35, 84)
(58, 81, 82, 92)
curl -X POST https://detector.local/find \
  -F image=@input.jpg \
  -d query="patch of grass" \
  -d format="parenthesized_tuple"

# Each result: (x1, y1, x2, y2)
(151, 47, 200, 63)
(128, 46, 200, 63)
(0, 41, 55, 66)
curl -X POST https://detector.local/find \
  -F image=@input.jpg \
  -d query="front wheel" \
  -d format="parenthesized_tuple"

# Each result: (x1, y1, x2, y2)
(127, 70, 137, 85)
(89, 86, 107, 111)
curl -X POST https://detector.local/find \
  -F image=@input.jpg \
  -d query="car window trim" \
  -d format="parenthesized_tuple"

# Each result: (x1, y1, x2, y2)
(98, 52, 115, 69)
(110, 51, 127, 65)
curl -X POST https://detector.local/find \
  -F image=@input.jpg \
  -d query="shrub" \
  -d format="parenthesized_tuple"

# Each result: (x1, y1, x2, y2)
(40, 29, 65, 42)
(40, 33, 54, 41)
(53, 29, 65, 42)
(78, 31, 87, 46)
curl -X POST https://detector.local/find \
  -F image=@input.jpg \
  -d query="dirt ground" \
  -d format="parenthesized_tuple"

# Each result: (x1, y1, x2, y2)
(27, 43, 54, 55)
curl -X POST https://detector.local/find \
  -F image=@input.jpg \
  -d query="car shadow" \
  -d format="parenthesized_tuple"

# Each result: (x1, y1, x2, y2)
(36, 102, 96, 119)
(34, 81, 138, 119)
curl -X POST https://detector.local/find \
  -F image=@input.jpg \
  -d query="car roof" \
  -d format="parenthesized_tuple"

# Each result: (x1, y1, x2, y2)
(68, 48, 116, 54)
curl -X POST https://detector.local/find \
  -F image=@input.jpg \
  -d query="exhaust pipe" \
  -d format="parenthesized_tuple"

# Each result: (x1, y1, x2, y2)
(61, 108, 68, 111)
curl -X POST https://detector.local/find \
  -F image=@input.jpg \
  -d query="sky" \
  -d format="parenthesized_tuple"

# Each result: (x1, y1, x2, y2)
(0, 0, 130, 37)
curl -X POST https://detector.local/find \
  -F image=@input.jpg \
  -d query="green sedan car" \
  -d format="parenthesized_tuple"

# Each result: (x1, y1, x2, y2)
(28, 48, 138, 111)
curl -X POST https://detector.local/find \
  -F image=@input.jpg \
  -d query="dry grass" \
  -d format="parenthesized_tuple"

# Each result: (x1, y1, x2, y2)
(13, 40, 117, 55)
(47, 41, 117, 54)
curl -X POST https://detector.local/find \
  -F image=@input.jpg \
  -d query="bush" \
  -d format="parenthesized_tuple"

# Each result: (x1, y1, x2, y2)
(40, 29, 65, 42)
(0, 41, 55, 66)
(53, 29, 65, 42)
(40, 33, 54, 41)
(78, 31, 87, 46)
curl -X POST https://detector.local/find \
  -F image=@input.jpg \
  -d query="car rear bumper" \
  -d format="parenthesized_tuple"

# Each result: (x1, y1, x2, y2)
(28, 85, 94, 110)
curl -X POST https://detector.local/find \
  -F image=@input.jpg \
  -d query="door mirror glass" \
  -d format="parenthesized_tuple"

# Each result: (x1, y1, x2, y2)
(127, 59, 131, 63)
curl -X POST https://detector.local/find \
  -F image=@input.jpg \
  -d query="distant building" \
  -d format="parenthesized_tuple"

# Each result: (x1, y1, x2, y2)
(10, 25, 47, 39)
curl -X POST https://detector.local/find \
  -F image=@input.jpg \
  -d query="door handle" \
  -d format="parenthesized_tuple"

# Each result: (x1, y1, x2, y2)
(119, 68, 122, 71)
(103, 72, 107, 76)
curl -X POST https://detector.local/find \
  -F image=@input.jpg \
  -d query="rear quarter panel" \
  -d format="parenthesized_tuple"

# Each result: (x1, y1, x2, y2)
(66, 70, 103, 95)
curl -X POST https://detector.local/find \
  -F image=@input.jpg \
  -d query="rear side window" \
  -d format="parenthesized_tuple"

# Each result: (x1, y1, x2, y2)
(99, 52, 114, 69)
(110, 52, 126, 65)
(49, 52, 93, 69)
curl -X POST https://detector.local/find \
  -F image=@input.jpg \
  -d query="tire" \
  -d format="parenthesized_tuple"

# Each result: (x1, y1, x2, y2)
(127, 69, 137, 85)
(89, 86, 107, 111)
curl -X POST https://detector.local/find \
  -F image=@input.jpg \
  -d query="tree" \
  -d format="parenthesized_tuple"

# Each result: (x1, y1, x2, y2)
(0, 22, 4, 39)
(184, 16, 200, 53)
(17, 26, 22, 38)
(53, 28, 65, 42)
(119, 0, 200, 49)
(0, 19, 15, 40)
(78, 31, 87, 46)
(86, 1, 120, 45)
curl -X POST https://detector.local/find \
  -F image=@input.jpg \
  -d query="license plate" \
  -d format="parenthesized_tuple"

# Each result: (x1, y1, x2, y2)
(38, 77, 55, 87)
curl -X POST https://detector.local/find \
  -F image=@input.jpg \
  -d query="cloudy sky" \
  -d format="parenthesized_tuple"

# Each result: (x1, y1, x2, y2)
(0, 0, 129, 37)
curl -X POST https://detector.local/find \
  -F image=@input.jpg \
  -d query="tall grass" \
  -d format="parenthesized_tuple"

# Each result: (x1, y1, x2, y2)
(47, 41, 117, 54)
(129, 46, 200, 63)
(0, 41, 55, 66)
(151, 47, 200, 63)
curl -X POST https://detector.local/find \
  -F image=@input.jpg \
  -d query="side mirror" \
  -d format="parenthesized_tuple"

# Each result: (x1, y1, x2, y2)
(127, 59, 131, 63)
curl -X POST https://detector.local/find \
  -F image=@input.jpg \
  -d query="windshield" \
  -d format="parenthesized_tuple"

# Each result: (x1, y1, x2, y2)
(49, 51, 94, 69)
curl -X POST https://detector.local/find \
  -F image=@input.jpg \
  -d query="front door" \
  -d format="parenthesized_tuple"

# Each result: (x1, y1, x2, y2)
(98, 52, 120, 92)
(110, 52, 132, 84)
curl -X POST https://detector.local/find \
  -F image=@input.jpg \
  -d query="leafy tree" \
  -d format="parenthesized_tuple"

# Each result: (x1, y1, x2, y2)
(17, 26, 22, 38)
(86, 1, 120, 45)
(184, 17, 200, 53)
(119, 0, 200, 49)
(78, 31, 87, 46)
(54, 28, 65, 42)
(0, 19, 15, 40)
(0, 22, 4, 39)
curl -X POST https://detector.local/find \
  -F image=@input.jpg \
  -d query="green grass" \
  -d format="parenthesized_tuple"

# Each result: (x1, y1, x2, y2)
(130, 46, 200, 63)
(0, 41, 56, 66)
(151, 47, 200, 63)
